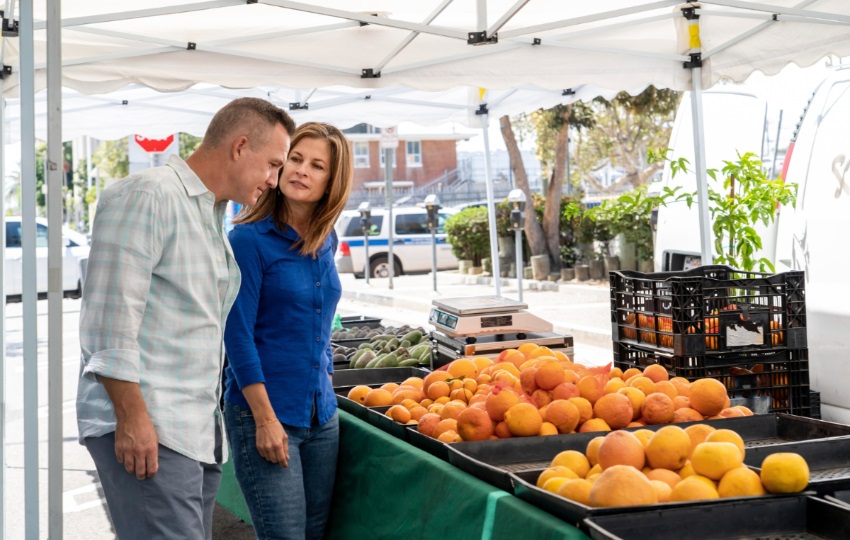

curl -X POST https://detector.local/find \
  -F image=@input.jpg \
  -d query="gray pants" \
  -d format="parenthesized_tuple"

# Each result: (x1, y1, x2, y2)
(85, 430, 222, 540)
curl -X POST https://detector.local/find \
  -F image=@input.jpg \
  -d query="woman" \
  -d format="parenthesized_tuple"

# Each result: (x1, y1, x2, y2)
(223, 122, 353, 540)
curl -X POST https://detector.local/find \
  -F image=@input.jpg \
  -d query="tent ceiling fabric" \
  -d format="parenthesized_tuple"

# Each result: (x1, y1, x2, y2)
(2, 0, 850, 98)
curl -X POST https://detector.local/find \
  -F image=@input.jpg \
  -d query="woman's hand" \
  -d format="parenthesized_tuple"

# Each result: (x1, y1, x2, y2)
(256, 419, 290, 467)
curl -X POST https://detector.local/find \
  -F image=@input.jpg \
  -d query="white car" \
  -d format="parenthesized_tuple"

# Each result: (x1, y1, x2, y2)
(334, 207, 459, 279)
(5, 216, 90, 298)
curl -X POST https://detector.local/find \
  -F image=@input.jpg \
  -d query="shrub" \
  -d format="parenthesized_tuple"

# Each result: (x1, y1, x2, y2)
(445, 207, 492, 265)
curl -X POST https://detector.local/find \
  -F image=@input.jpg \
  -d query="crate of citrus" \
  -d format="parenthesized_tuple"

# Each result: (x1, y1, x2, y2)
(610, 265, 806, 356)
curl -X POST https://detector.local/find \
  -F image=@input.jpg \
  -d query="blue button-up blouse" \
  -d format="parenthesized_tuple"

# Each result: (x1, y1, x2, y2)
(223, 215, 339, 428)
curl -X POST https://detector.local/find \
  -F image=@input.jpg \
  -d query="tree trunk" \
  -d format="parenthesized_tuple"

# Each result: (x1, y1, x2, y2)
(544, 117, 570, 271)
(499, 115, 547, 257)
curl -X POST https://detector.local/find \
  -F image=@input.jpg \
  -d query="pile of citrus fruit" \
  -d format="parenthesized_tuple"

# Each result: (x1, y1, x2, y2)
(347, 343, 753, 443)
(537, 424, 809, 507)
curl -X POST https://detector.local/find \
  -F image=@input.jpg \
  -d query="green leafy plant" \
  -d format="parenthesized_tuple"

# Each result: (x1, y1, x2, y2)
(444, 206, 491, 266)
(653, 149, 798, 272)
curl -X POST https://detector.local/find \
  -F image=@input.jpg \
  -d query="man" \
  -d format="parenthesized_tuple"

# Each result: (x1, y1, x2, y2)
(77, 98, 296, 540)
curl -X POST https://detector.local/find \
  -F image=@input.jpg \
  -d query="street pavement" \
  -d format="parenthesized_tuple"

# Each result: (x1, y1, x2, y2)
(1, 270, 613, 538)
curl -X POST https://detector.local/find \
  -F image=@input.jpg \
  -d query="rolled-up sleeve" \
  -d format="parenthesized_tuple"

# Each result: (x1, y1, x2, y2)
(80, 185, 162, 383)
(224, 226, 266, 389)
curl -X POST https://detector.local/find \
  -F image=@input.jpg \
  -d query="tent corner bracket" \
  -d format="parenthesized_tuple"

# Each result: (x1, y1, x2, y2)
(468, 31, 498, 46)
(683, 52, 702, 69)
(0, 65, 11, 79)
(289, 102, 308, 110)
(475, 104, 489, 115)
(187, 42, 197, 50)
(0, 10, 18, 37)
(361, 69, 381, 78)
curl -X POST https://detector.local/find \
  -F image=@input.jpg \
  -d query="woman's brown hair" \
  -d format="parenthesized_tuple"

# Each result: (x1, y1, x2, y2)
(235, 122, 353, 256)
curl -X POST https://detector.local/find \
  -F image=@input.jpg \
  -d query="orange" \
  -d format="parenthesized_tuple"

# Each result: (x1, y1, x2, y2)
(617, 387, 646, 420)
(672, 395, 691, 410)
(440, 400, 467, 420)
(520, 367, 540, 394)
(641, 392, 675, 424)
(535, 361, 566, 391)
(545, 399, 580, 434)
(426, 381, 451, 401)
(431, 418, 459, 439)
(531, 389, 553, 409)
(589, 465, 658, 508)
(578, 418, 611, 433)
(539, 422, 559, 436)
(691, 442, 744, 480)
(518, 342, 540, 357)
(586, 463, 603, 479)
(386, 405, 411, 423)
(472, 356, 494, 372)
(670, 475, 720, 501)
(718, 466, 766, 497)
(705, 429, 746, 458)
(494, 421, 512, 438)
(689, 378, 728, 417)
(536, 466, 578, 488)
(609, 367, 624, 379)
(586, 436, 605, 467)
(504, 402, 543, 437)
(645, 425, 691, 470)
(552, 382, 580, 401)
(392, 387, 425, 405)
(654, 380, 678, 400)
(380, 382, 400, 393)
(422, 371, 452, 394)
(622, 367, 642, 381)
(450, 388, 474, 403)
(627, 376, 656, 396)
(603, 377, 626, 394)
(364, 388, 394, 407)
(568, 397, 594, 425)
(551, 450, 591, 478)
(436, 430, 462, 443)
(597, 430, 646, 470)
(409, 406, 429, 422)
(646, 468, 682, 489)
(485, 388, 520, 422)
(684, 424, 716, 457)
(650, 480, 673, 503)
(577, 375, 605, 405)
(347, 385, 371, 404)
(557, 479, 593, 506)
(760, 453, 810, 493)
(643, 364, 669, 383)
(416, 413, 442, 437)
(632, 429, 654, 448)
(456, 406, 495, 441)
(593, 393, 634, 429)
(672, 407, 705, 423)
(732, 405, 754, 416)
(447, 358, 479, 379)
(401, 376, 424, 390)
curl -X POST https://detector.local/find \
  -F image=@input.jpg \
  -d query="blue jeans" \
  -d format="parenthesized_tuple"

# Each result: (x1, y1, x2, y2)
(224, 401, 339, 540)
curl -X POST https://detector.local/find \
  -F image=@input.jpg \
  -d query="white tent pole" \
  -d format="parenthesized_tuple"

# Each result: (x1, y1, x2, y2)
(46, 0, 64, 536)
(477, 0, 487, 31)
(684, 8, 713, 265)
(481, 116, 501, 296)
(20, 0, 40, 536)
(0, 82, 6, 540)
(487, 0, 531, 36)
(373, 0, 454, 73)
(35, 0, 243, 29)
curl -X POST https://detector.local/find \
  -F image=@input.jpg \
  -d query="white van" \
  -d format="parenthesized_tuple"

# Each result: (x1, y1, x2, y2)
(773, 66, 850, 423)
(334, 206, 458, 279)
(5, 216, 90, 298)
(653, 88, 778, 271)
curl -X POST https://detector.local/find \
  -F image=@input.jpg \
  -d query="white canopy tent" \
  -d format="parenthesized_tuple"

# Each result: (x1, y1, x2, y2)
(3, 1, 850, 537)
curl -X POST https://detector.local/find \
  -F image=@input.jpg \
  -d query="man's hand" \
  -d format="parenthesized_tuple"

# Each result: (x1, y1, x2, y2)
(115, 412, 159, 479)
(99, 377, 159, 479)
(255, 420, 290, 467)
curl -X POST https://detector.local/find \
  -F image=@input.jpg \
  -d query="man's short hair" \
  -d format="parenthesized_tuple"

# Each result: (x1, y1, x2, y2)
(203, 98, 296, 150)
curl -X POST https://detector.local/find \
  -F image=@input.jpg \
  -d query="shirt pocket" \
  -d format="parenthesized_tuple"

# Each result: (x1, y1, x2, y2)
(321, 255, 342, 293)
(269, 258, 313, 298)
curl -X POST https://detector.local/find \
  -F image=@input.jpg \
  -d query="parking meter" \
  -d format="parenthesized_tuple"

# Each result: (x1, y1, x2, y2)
(507, 189, 527, 301)
(424, 194, 441, 292)
(358, 201, 372, 284)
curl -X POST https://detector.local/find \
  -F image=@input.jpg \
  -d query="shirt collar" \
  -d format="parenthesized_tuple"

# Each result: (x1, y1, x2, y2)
(167, 154, 210, 198)
(256, 214, 300, 241)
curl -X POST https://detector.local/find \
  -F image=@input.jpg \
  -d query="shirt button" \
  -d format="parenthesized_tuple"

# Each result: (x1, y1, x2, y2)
(316, 281, 321, 287)
(314, 363, 319, 369)
(315, 336, 320, 342)
(316, 308, 321, 314)
(216, 257, 223, 263)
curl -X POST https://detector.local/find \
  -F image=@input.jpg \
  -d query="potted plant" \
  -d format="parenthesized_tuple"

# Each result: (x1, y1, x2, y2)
(444, 206, 492, 273)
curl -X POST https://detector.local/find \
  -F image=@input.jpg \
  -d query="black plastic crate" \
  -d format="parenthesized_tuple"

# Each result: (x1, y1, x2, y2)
(614, 341, 811, 415)
(363, 405, 410, 441)
(584, 495, 850, 539)
(446, 414, 848, 493)
(610, 265, 806, 356)
(339, 314, 383, 329)
(405, 425, 450, 462)
(333, 367, 430, 420)
(745, 436, 850, 498)
(810, 390, 822, 419)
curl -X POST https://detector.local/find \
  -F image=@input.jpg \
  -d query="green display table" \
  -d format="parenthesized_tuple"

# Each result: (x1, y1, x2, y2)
(217, 410, 589, 539)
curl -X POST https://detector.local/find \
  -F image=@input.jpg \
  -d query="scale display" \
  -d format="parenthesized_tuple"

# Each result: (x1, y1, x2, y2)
(429, 309, 459, 330)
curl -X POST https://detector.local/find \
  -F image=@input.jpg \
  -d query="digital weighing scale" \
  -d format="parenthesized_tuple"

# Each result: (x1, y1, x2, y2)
(428, 296, 574, 368)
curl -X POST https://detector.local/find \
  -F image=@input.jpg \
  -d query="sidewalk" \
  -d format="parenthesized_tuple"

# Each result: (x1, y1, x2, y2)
(338, 270, 614, 353)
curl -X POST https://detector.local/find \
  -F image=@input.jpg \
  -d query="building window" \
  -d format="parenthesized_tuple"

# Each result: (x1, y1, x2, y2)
(406, 140, 422, 167)
(379, 148, 397, 168)
(353, 142, 370, 168)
